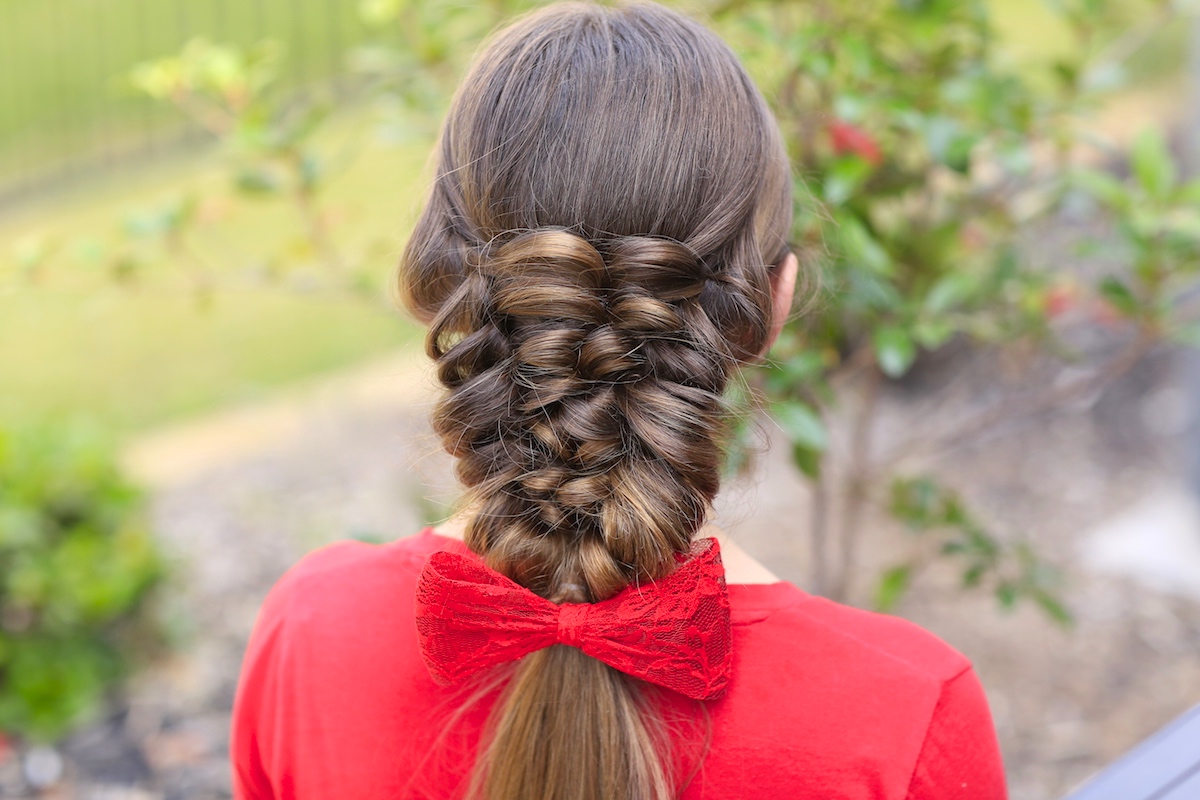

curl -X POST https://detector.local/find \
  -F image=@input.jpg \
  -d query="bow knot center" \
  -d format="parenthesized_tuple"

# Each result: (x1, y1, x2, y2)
(557, 603, 589, 648)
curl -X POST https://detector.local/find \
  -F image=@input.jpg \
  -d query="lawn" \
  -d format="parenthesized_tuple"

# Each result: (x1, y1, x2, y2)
(0, 112, 432, 439)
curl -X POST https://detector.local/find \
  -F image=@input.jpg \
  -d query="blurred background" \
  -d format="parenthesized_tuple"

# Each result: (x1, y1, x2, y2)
(2, 0, 1200, 797)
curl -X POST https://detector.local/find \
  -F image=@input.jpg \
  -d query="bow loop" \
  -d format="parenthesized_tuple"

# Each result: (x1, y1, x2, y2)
(414, 538, 733, 700)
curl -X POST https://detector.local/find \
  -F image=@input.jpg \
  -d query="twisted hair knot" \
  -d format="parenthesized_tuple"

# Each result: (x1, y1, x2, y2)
(423, 227, 750, 602)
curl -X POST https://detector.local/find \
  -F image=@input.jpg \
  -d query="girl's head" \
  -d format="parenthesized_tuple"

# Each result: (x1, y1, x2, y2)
(397, 2, 793, 798)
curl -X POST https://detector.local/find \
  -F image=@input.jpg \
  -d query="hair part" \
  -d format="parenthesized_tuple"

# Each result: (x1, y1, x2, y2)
(397, 3, 793, 799)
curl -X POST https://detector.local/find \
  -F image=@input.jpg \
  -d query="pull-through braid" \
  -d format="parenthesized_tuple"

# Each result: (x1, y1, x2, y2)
(429, 229, 743, 604)
(395, 6, 794, 798)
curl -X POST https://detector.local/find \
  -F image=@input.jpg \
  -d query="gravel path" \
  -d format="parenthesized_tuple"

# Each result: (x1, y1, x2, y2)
(7, 336, 1200, 800)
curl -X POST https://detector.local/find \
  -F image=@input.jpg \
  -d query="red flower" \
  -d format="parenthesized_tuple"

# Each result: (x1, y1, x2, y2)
(1043, 284, 1076, 319)
(828, 120, 883, 166)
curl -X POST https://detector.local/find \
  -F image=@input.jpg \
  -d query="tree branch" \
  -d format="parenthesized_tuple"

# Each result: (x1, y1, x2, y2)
(830, 364, 882, 602)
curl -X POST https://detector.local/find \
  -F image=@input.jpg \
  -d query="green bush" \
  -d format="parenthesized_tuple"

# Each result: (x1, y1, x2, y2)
(713, 0, 1194, 609)
(0, 421, 167, 743)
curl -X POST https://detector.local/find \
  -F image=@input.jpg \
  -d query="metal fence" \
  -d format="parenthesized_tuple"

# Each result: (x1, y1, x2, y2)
(0, 0, 373, 210)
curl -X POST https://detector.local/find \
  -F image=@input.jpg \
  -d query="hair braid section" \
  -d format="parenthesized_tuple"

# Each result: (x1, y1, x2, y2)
(426, 229, 737, 602)
(423, 226, 748, 800)
(394, 7, 795, 799)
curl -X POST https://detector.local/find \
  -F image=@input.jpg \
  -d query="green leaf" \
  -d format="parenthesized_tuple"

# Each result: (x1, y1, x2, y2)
(121, 198, 185, 239)
(875, 565, 911, 612)
(943, 133, 979, 174)
(823, 157, 873, 206)
(790, 443, 822, 479)
(766, 350, 826, 386)
(911, 319, 954, 349)
(771, 401, 828, 451)
(235, 167, 282, 196)
(845, 268, 904, 312)
(963, 524, 1000, 560)
(839, 216, 893, 276)
(923, 116, 958, 163)
(1073, 169, 1130, 212)
(129, 59, 184, 100)
(832, 93, 867, 122)
(1033, 589, 1073, 627)
(872, 327, 917, 378)
(1176, 178, 1200, 205)
(961, 563, 986, 588)
(889, 476, 940, 529)
(1161, 211, 1200, 243)
(1097, 276, 1137, 316)
(923, 273, 974, 314)
(1052, 59, 1080, 91)
(920, 117, 978, 174)
(360, 0, 405, 25)
(1131, 129, 1176, 200)
(942, 496, 968, 527)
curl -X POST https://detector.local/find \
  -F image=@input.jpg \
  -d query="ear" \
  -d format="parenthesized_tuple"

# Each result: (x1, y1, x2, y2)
(761, 252, 798, 358)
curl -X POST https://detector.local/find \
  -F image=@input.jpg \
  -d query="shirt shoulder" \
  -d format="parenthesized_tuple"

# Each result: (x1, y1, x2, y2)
(231, 530, 463, 799)
(789, 593, 971, 683)
(260, 529, 455, 620)
(731, 580, 969, 685)
(701, 587, 985, 798)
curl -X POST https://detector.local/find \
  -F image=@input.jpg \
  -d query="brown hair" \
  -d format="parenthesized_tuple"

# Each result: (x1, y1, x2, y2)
(396, 3, 792, 798)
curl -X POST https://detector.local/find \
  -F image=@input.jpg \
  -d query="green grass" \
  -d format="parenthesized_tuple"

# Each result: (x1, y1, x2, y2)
(0, 286, 414, 435)
(0, 112, 434, 439)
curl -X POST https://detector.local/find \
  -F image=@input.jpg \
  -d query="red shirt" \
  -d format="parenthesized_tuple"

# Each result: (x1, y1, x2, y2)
(231, 529, 1008, 799)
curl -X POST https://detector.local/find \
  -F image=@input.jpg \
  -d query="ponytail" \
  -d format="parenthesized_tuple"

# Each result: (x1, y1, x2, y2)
(397, 4, 793, 799)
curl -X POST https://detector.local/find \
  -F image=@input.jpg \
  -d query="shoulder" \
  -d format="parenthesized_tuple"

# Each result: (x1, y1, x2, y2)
(238, 529, 459, 680)
(732, 588, 970, 727)
(233, 530, 455, 722)
(257, 529, 453, 626)
(782, 599, 1007, 798)
(231, 530, 463, 798)
(734, 583, 969, 687)
(712, 590, 999, 796)
(789, 593, 971, 683)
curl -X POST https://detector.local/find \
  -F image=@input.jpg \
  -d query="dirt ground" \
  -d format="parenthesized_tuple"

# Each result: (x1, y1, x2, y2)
(4, 332, 1199, 799)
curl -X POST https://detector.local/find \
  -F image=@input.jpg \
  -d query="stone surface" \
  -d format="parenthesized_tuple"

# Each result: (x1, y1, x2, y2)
(1083, 485, 1200, 601)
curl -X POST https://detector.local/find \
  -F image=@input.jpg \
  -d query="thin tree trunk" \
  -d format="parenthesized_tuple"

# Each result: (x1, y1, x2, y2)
(830, 365, 882, 602)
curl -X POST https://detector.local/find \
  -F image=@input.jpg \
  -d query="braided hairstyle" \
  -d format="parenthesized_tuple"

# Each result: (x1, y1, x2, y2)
(397, 3, 792, 799)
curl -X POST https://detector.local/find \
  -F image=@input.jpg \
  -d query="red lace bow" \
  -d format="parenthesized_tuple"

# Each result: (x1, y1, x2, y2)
(414, 538, 732, 700)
